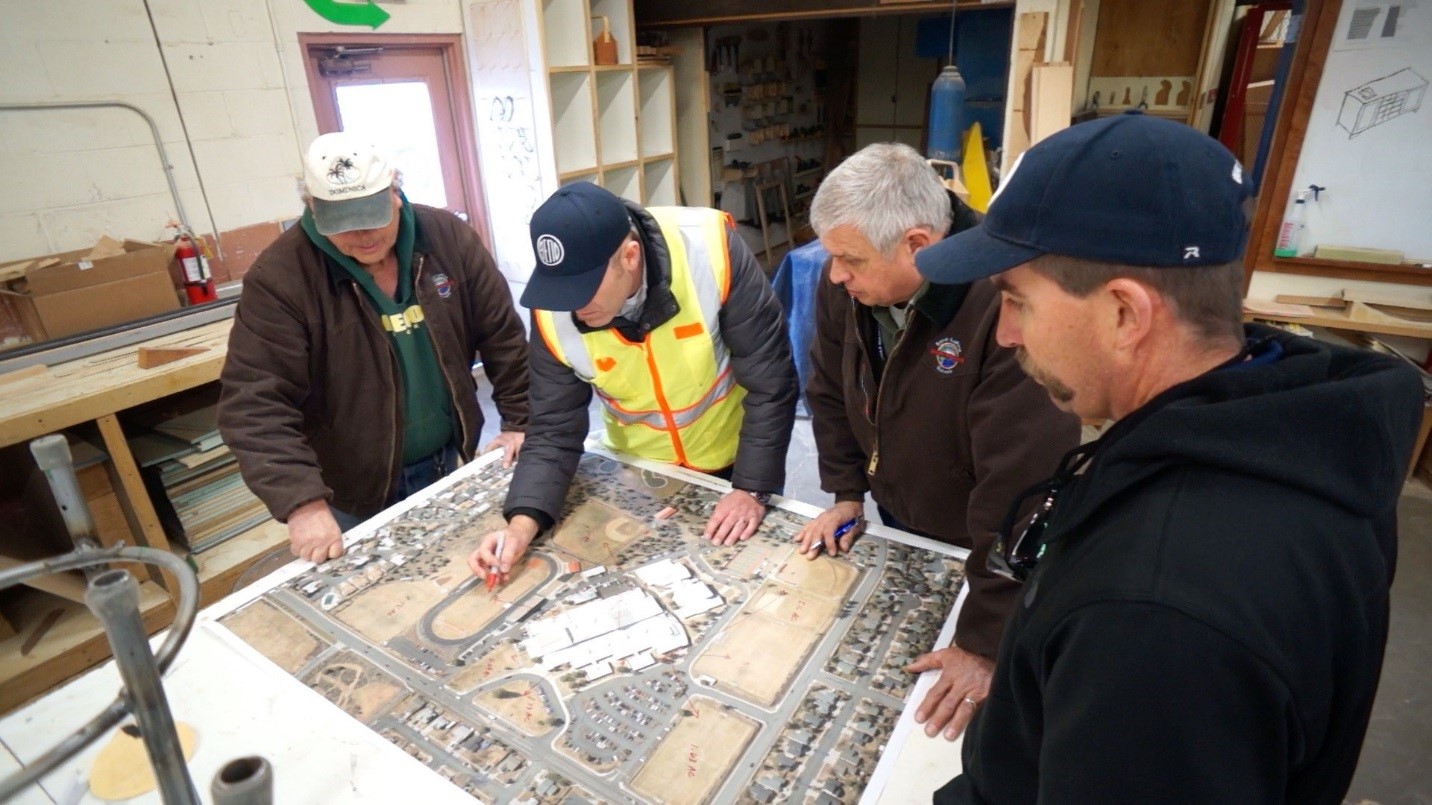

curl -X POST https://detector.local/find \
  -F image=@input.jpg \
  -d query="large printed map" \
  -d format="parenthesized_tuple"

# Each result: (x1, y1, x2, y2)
(215, 453, 965, 804)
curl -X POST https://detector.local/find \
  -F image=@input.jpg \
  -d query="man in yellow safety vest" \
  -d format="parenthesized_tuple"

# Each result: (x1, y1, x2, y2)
(468, 182, 796, 580)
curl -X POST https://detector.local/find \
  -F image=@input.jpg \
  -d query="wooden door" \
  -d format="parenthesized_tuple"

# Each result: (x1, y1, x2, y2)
(302, 36, 490, 243)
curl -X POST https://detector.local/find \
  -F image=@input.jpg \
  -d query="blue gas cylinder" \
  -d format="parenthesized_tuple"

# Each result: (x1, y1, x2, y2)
(927, 64, 967, 162)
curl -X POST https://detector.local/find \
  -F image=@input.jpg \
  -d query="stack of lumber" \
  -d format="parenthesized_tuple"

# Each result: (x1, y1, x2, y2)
(127, 387, 267, 554)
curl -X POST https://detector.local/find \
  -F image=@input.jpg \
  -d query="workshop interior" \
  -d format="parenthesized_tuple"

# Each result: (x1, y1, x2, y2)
(0, 0, 1429, 803)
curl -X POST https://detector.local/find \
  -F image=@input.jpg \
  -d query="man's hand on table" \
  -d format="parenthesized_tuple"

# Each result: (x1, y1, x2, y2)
(703, 490, 767, 546)
(468, 515, 540, 579)
(483, 431, 525, 469)
(287, 499, 345, 564)
(905, 644, 994, 740)
(794, 499, 865, 558)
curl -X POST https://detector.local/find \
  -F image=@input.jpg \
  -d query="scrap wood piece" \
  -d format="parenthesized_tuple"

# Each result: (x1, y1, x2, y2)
(1007, 11, 1049, 165)
(1349, 301, 1432, 328)
(0, 554, 87, 604)
(20, 608, 65, 657)
(0, 261, 31, 284)
(1243, 298, 1315, 318)
(89, 721, 199, 799)
(1029, 62, 1075, 146)
(136, 346, 209, 369)
(1342, 288, 1432, 312)
(1274, 294, 1347, 309)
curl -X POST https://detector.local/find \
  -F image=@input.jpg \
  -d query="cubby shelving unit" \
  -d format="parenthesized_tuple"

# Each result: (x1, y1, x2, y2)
(643, 157, 677, 206)
(532, 0, 680, 207)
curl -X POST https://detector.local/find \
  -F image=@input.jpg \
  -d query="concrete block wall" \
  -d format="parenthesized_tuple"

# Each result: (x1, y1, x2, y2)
(0, 0, 500, 348)
(0, 0, 467, 269)
(0, 1, 203, 260)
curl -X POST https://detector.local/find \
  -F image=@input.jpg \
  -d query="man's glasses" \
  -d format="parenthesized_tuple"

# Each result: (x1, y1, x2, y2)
(989, 480, 1061, 582)
(988, 443, 1097, 583)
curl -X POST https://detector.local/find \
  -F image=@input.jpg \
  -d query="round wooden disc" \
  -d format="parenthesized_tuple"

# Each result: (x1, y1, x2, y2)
(89, 721, 198, 801)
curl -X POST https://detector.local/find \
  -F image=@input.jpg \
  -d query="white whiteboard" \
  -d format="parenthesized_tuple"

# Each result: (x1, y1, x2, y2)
(1287, 0, 1432, 262)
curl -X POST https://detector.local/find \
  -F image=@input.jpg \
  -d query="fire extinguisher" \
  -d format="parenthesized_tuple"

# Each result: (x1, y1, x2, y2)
(171, 225, 217, 305)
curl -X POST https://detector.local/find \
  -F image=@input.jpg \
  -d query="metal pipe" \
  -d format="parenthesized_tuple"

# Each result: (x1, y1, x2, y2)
(0, 546, 201, 801)
(0, 101, 193, 236)
(28, 435, 102, 557)
(211, 756, 274, 805)
(85, 568, 199, 804)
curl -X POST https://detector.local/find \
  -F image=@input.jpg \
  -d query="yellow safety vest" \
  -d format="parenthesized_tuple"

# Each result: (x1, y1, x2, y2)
(534, 207, 745, 471)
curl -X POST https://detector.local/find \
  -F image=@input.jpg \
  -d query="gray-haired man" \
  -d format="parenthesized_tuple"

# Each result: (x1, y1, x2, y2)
(799, 142, 1079, 740)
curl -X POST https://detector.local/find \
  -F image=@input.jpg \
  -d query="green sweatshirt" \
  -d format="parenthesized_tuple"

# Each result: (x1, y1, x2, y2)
(301, 198, 453, 464)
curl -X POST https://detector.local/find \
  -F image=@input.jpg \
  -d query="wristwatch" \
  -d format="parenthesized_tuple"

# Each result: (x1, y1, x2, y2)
(738, 488, 773, 507)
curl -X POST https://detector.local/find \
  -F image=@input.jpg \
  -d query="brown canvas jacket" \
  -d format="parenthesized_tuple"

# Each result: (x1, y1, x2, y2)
(218, 204, 529, 522)
(807, 269, 1079, 658)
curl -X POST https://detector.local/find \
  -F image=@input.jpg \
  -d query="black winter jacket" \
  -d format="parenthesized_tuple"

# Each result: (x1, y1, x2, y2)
(939, 325, 1424, 803)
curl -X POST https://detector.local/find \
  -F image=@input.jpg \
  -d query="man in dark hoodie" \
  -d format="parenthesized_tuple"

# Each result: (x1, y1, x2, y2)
(916, 110, 1423, 802)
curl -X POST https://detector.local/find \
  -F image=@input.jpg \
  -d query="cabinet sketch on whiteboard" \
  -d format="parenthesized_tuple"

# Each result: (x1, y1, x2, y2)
(1337, 68, 1427, 137)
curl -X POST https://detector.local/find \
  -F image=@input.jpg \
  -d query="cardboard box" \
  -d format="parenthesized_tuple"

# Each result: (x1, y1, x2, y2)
(0, 239, 180, 341)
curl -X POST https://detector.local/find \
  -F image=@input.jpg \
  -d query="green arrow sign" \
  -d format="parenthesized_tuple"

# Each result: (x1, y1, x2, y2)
(303, 0, 391, 29)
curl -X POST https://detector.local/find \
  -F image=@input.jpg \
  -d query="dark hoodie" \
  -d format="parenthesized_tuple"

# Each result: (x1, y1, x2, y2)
(939, 324, 1424, 804)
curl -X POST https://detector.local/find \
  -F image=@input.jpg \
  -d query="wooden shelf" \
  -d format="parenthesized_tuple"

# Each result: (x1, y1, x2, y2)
(540, 0, 590, 68)
(0, 317, 291, 713)
(643, 158, 677, 206)
(0, 580, 173, 713)
(549, 72, 598, 175)
(604, 163, 642, 203)
(638, 66, 675, 159)
(596, 70, 639, 165)
(473, 0, 684, 230)
(1245, 306, 1432, 340)
(1254, 255, 1432, 288)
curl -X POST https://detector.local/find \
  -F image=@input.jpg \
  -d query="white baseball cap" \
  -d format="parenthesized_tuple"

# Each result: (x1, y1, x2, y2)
(302, 132, 396, 236)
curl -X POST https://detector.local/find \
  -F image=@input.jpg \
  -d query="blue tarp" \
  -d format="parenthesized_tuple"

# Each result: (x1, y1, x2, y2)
(770, 239, 829, 415)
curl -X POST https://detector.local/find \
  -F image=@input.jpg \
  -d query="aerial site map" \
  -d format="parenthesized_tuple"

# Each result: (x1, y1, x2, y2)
(214, 452, 965, 804)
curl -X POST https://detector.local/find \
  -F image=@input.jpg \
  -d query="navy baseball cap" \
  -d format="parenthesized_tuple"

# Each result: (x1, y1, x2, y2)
(917, 110, 1254, 284)
(522, 182, 632, 311)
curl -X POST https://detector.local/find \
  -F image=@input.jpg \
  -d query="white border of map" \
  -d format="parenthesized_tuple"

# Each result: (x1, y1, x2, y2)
(204, 443, 972, 803)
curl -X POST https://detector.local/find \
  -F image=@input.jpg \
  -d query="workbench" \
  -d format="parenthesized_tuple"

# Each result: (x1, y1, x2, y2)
(0, 448, 970, 803)
(0, 319, 287, 713)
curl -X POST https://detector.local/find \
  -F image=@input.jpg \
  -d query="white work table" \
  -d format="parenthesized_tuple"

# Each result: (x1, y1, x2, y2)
(1, 449, 968, 804)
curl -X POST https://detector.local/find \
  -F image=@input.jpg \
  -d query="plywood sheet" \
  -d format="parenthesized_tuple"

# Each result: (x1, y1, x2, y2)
(1091, 0, 1212, 78)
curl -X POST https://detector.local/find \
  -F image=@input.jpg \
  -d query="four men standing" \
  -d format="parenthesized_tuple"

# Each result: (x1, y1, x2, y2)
(221, 123, 1419, 802)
